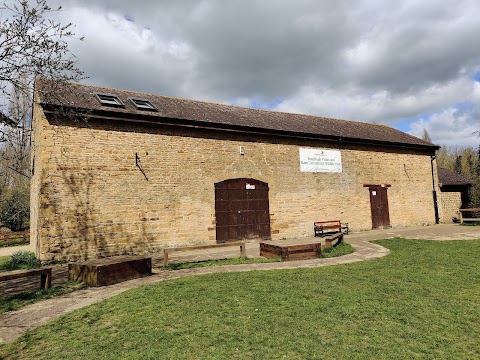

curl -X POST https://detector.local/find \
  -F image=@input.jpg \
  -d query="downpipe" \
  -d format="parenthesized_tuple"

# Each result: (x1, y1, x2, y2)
(431, 154, 440, 224)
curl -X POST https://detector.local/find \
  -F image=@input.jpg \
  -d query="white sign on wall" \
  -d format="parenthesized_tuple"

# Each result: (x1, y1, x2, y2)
(299, 148, 342, 173)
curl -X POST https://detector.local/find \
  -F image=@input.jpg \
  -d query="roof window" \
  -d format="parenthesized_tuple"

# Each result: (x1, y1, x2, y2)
(94, 93, 125, 107)
(129, 98, 157, 111)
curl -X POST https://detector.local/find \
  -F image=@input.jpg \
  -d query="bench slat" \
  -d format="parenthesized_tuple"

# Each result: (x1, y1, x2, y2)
(314, 220, 341, 224)
(314, 220, 348, 237)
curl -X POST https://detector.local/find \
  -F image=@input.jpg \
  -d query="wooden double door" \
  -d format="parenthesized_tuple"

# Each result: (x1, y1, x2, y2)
(215, 178, 271, 243)
(367, 185, 391, 229)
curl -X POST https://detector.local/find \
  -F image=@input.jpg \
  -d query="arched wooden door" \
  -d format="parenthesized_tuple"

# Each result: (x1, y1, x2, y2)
(215, 178, 271, 243)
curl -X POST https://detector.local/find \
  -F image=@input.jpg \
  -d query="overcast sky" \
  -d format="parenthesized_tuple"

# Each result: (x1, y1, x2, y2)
(49, 0, 480, 148)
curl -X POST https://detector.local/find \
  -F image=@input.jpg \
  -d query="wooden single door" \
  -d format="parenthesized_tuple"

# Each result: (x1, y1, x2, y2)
(215, 178, 271, 243)
(368, 186, 391, 228)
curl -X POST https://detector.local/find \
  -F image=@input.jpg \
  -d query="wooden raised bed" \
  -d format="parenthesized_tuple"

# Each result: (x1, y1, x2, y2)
(69, 255, 152, 287)
(260, 240, 322, 261)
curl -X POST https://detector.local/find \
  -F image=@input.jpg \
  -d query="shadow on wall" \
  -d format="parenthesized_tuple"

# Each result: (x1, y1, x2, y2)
(39, 165, 156, 262)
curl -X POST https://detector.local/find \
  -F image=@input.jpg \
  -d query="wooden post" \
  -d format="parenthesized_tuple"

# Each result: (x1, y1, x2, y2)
(459, 210, 463, 224)
(163, 249, 169, 268)
(240, 240, 246, 257)
(40, 268, 52, 289)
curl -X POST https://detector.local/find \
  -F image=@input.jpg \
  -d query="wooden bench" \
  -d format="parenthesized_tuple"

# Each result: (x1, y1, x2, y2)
(324, 233, 344, 249)
(0, 268, 52, 289)
(163, 240, 246, 267)
(314, 220, 349, 237)
(459, 208, 480, 224)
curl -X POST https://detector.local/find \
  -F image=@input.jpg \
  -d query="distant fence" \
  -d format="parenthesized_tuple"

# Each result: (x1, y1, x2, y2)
(0, 231, 30, 247)
(459, 208, 480, 224)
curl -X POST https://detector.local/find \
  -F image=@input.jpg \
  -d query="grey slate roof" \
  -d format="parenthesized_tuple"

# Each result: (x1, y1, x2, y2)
(438, 168, 473, 186)
(36, 78, 439, 150)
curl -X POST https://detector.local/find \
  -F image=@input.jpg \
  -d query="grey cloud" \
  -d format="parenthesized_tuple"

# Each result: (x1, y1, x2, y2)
(47, 0, 480, 147)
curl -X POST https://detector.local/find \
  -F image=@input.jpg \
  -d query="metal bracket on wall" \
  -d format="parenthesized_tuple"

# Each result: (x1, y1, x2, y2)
(135, 153, 149, 181)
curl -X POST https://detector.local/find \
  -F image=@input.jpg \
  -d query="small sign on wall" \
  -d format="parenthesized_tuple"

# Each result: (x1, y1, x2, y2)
(246, 183, 256, 189)
(299, 148, 342, 173)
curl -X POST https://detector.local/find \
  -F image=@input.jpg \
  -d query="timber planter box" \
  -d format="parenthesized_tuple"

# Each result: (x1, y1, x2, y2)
(260, 240, 322, 261)
(69, 255, 152, 287)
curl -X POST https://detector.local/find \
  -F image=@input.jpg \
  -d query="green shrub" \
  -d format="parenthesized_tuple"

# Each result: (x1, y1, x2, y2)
(1, 250, 41, 271)
(0, 188, 29, 231)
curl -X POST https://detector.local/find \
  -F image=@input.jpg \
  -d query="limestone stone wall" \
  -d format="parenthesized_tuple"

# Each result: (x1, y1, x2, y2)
(31, 108, 440, 261)
(440, 191, 462, 222)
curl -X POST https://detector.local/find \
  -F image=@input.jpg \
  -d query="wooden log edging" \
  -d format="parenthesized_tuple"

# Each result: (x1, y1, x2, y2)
(0, 268, 52, 289)
(163, 240, 247, 267)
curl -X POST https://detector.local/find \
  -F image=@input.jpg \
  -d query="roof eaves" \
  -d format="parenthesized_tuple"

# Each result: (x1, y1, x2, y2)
(41, 103, 439, 152)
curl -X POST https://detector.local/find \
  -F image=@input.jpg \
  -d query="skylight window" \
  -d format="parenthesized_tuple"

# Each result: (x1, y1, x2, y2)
(129, 98, 157, 111)
(94, 93, 125, 107)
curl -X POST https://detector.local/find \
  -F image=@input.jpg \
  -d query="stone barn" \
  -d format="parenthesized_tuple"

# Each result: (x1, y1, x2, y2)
(31, 79, 441, 261)
(438, 168, 472, 222)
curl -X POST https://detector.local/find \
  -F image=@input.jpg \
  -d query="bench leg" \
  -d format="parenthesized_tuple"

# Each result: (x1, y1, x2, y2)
(325, 240, 332, 249)
(40, 269, 52, 289)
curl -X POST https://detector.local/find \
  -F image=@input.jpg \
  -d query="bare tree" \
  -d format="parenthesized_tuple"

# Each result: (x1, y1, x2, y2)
(1, 75, 30, 180)
(421, 128, 432, 143)
(0, 0, 84, 134)
(0, 0, 84, 230)
(0, 75, 30, 230)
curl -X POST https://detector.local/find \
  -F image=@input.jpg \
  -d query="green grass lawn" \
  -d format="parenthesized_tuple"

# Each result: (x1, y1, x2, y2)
(0, 256, 8, 269)
(165, 256, 282, 270)
(1, 238, 479, 359)
(0, 282, 88, 314)
(321, 241, 355, 258)
(167, 242, 354, 269)
(461, 222, 480, 226)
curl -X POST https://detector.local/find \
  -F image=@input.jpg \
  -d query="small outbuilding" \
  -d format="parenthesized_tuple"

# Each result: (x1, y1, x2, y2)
(437, 168, 473, 222)
(31, 79, 441, 261)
